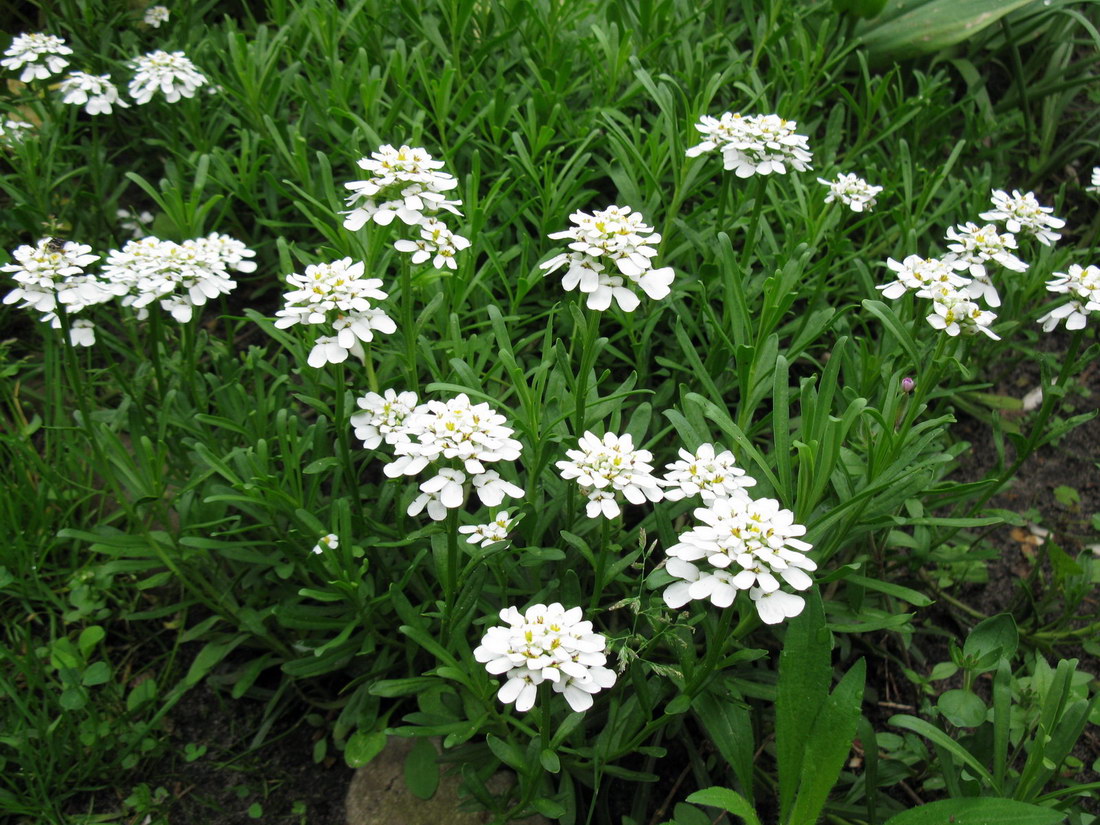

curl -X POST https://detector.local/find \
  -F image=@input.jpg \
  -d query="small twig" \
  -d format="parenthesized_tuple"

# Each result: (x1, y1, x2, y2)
(648, 761, 694, 825)
(877, 700, 914, 710)
(898, 780, 924, 807)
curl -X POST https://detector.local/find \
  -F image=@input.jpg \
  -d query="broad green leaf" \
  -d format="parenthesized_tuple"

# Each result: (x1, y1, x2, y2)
(859, 0, 1041, 62)
(344, 731, 387, 768)
(882, 797, 1067, 825)
(937, 689, 987, 727)
(404, 737, 440, 800)
(788, 659, 866, 825)
(964, 613, 1018, 665)
(686, 787, 762, 825)
(776, 590, 830, 823)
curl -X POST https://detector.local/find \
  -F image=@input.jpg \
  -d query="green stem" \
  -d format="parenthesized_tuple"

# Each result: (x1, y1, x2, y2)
(401, 260, 418, 392)
(445, 507, 460, 609)
(588, 518, 613, 610)
(739, 175, 769, 274)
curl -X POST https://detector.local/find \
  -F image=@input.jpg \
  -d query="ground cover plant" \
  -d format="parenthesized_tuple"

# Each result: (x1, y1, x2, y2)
(2, 0, 1099, 823)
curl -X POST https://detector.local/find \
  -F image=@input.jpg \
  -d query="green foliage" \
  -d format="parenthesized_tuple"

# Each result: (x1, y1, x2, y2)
(1, 0, 1098, 822)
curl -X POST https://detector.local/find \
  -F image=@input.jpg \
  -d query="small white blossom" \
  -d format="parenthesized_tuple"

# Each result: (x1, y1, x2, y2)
(143, 6, 170, 27)
(818, 173, 881, 212)
(925, 285, 1000, 340)
(662, 496, 815, 624)
(979, 189, 1064, 247)
(877, 254, 969, 301)
(311, 533, 338, 554)
(350, 389, 419, 449)
(58, 72, 129, 115)
(101, 234, 249, 322)
(128, 50, 207, 104)
(2, 33, 71, 82)
(459, 511, 514, 547)
(117, 208, 154, 239)
(474, 603, 617, 712)
(0, 118, 34, 147)
(343, 144, 468, 267)
(374, 393, 526, 518)
(556, 431, 663, 519)
(1037, 264, 1100, 332)
(1087, 168, 1100, 196)
(661, 443, 756, 502)
(540, 205, 675, 311)
(687, 112, 812, 178)
(274, 258, 395, 367)
(2, 238, 111, 323)
(68, 319, 96, 347)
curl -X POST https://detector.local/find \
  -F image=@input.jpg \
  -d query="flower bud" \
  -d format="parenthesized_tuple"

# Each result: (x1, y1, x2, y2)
(901, 376, 915, 393)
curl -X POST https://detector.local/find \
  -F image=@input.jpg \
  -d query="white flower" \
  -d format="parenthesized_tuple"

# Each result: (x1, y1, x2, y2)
(311, 533, 338, 554)
(925, 285, 1000, 340)
(979, 189, 1064, 247)
(376, 393, 525, 518)
(307, 335, 351, 368)
(459, 511, 514, 547)
(2, 238, 108, 320)
(818, 173, 882, 212)
(687, 112, 812, 178)
(944, 222, 1027, 279)
(350, 389, 419, 449)
(662, 495, 815, 624)
(69, 319, 96, 347)
(117, 208, 154, 239)
(128, 50, 207, 104)
(342, 145, 468, 267)
(876, 254, 969, 301)
(661, 443, 756, 502)
(1037, 300, 1094, 332)
(1087, 168, 1100, 196)
(472, 470, 525, 507)
(58, 72, 129, 115)
(0, 118, 34, 147)
(556, 431, 663, 519)
(1037, 264, 1100, 332)
(2, 33, 71, 82)
(473, 603, 616, 712)
(540, 205, 675, 311)
(393, 216, 471, 270)
(275, 258, 394, 367)
(101, 234, 245, 322)
(143, 6, 170, 27)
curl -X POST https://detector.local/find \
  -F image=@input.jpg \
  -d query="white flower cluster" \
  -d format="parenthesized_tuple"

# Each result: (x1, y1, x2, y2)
(459, 510, 515, 547)
(474, 603, 616, 712)
(128, 50, 207, 104)
(660, 443, 756, 503)
(874, 190, 1065, 340)
(353, 391, 525, 521)
(274, 258, 395, 368)
(342, 145, 469, 270)
(1087, 168, 1100, 196)
(818, 173, 882, 213)
(101, 233, 254, 323)
(979, 189, 1064, 247)
(663, 495, 816, 625)
(2, 33, 72, 82)
(556, 431, 663, 519)
(1037, 264, 1100, 332)
(2, 239, 114, 347)
(539, 205, 675, 312)
(59, 72, 129, 116)
(144, 6, 171, 27)
(686, 112, 812, 178)
(0, 118, 34, 148)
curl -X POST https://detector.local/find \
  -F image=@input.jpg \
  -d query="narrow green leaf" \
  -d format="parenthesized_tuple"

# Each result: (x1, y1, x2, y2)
(686, 787, 762, 825)
(882, 797, 1067, 825)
